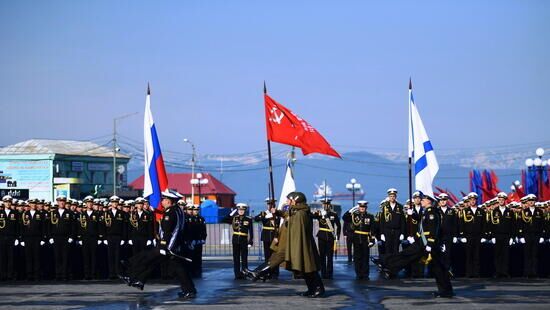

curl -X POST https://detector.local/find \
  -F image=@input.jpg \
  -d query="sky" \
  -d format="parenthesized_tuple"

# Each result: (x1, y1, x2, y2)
(1, 0, 549, 158)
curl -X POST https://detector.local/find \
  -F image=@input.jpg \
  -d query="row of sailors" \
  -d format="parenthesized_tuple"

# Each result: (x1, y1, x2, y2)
(0, 194, 206, 281)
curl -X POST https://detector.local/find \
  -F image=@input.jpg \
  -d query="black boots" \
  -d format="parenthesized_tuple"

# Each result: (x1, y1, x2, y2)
(245, 262, 272, 282)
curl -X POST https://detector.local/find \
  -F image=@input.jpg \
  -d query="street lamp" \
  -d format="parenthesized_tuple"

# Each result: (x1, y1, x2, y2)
(183, 138, 197, 203)
(113, 112, 139, 196)
(345, 178, 361, 208)
(525, 148, 546, 200)
(191, 172, 209, 206)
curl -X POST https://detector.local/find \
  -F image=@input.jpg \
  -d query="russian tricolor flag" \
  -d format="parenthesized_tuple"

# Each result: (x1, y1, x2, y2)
(143, 84, 168, 216)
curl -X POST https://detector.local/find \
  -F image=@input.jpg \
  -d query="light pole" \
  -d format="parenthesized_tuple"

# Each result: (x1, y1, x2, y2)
(191, 172, 209, 206)
(112, 112, 138, 196)
(345, 178, 361, 208)
(525, 148, 546, 200)
(184, 138, 197, 203)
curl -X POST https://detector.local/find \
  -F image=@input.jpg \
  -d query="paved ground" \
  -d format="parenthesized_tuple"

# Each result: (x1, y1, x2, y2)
(0, 259, 549, 309)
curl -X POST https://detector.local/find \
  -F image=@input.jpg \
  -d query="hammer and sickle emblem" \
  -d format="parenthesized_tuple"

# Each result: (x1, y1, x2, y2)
(269, 107, 284, 124)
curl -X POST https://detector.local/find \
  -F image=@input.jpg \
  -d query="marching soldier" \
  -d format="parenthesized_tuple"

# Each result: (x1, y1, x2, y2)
(103, 196, 128, 279)
(312, 197, 341, 279)
(405, 192, 424, 278)
(0, 195, 19, 281)
(129, 197, 154, 256)
(223, 203, 254, 279)
(254, 198, 280, 279)
(20, 198, 46, 281)
(458, 192, 486, 278)
(78, 196, 101, 280)
(517, 194, 544, 278)
(343, 200, 375, 280)
(49, 195, 76, 281)
(436, 193, 459, 275)
(379, 188, 406, 255)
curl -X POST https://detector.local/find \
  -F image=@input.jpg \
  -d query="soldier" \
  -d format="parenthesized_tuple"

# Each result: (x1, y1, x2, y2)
(191, 204, 206, 278)
(343, 200, 375, 280)
(486, 192, 514, 278)
(312, 197, 341, 279)
(20, 198, 46, 281)
(103, 196, 128, 279)
(405, 192, 424, 278)
(436, 193, 458, 276)
(48, 195, 75, 281)
(517, 194, 544, 278)
(379, 188, 406, 255)
(254, 198, 280, 279)
(458, 192, 485, 278)
(223, 203, 254, 279)
(0, 195, 19, 281)
(342, 206, 354, 263)
(78, 196, 101, 280)
(129, 197, 154, 256)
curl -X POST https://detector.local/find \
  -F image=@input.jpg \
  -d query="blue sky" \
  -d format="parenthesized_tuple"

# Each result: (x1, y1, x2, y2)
(1, 0, 549, 156)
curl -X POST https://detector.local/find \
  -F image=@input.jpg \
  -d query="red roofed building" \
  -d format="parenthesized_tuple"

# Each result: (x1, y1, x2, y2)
(129, 173, 236, 208)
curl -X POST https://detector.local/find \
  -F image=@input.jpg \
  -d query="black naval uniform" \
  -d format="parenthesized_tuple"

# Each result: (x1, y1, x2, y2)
(191, 214, 207, 277)
(78, 210, 100, 279)
(20, 210, 46, 280)
(459, 206, 485, 277)
(406, 205, 424, 277)
(312, 210, 341, 279)
(223, 212, 254, 278)
(379, 201, 406, 255)
(439, 206, 459, 273)
(103, 209, 128, 279)
(50, 208, 75, 280)
(490, 206, 514, 277)
(129, 210, 154, 255)
(518, 207, 544, 277)
(254, 210, 280, 270)
(0, 208, 19, 280)
(343, 210, 374, 279)
(342, 215, 354, 262)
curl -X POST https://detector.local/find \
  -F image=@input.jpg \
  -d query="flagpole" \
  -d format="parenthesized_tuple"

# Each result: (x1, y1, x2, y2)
(408, 78, 413, 205)
(265, 82, 276, 202)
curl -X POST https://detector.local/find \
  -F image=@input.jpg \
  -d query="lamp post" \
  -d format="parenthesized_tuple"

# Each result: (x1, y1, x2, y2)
(525, 148, 546, 200)
(112, 112, 138, 196)
(191, 172, 209, 206)
(184, 138, 197, 203)
(345, 178, 361, 208)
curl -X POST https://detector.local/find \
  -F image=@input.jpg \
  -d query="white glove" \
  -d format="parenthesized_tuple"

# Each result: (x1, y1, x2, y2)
(509, 238, 514, 246)
(98, 240, 102, 245)
(230, 209, 237, 216)
(452, 237, 458, 244)
(520, 237, 526, 244)
(153, 239, 157, 247)
(265, 212, 273, 219)
(21, 241, 25, 247)
(399, 234, 404, 241)
(491, 238, 496, 244)
(49, 238, 54, 244)
(441, 244, 446, 253)
(78, 240, 83, 245)
(407, 236, 415, 244)
(146, 240, 152, 246)
(120, 240, 125, 246)
(247, 244, 252, 248)
(103, 240, 108, 245)
(425, 245, 432, 252)
(14, 240, 19, 246)
(160, 249, 167, 255)
(349, 206, 359, 213)
(128, 240, 133, 245)
(461, 238, 467, 243)
(481, 238, 487, 243)
(380, 234, 386, 242)
(407, 209, 413, 215)
(368, 241, 375, 247)
(68, 238, 73, 243)
(540, 237, 545, 244)
(40, 241, 45, 246)
(320, 210, 327, 217)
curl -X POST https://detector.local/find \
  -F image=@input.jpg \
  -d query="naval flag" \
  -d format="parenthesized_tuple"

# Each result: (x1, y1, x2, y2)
(408, 79, 439, 198)
(143, 84, 169, 216)
(277, 159, 296, 210)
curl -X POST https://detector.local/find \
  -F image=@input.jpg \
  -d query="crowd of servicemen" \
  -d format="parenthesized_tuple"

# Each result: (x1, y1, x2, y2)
(2, 187, 549, 283)
(0, 194, 206, 281)
(227, 189, 550, 281)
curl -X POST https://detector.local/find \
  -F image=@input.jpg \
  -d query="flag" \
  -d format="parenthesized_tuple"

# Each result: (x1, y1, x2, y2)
(143, 84, 169, 217)
(277, 159, 296, 210)
(408, 79, 439, 198)
(264, 93, 341, 158)
(469, 169, 484, 204)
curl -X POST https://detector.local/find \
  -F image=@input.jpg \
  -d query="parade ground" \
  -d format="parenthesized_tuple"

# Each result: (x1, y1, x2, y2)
(0, 259, 549, 310)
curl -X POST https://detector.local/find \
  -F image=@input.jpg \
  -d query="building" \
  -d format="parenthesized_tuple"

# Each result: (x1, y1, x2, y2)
(0, 139, 130, 201)
(129, 172, 236, 208)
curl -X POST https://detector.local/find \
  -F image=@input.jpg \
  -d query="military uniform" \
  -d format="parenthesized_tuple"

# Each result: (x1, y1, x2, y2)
(517, 195, 544, 277)
(312, 202, 341, 279)
(458, 193, 486, 278)
(223, 204, 254, 279)
(49, 201, 76, 280)
(20, 207, 46, 280)
(489, 194, 515, 278)
(342, 201, 374, 280)
(103, 196, 128, 279)
(379, 199, 406, 255)
(438, 197, 459, 274)
(78, 197, 101, 280)
(191, 205, 207, 277)
(254, 199, 280, 277)
(0, 196, 19, 280)
(129, 209, 154, 255)
(405, 197, 424, 278)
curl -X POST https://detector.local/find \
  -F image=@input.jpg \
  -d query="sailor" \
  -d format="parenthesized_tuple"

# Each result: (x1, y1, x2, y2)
(342, 200, 375, 280)
(223, 203, 254, 279)
(254, 198, 280, 279)
(312, 197, 341, 279)
(379, 188, 406, 255)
